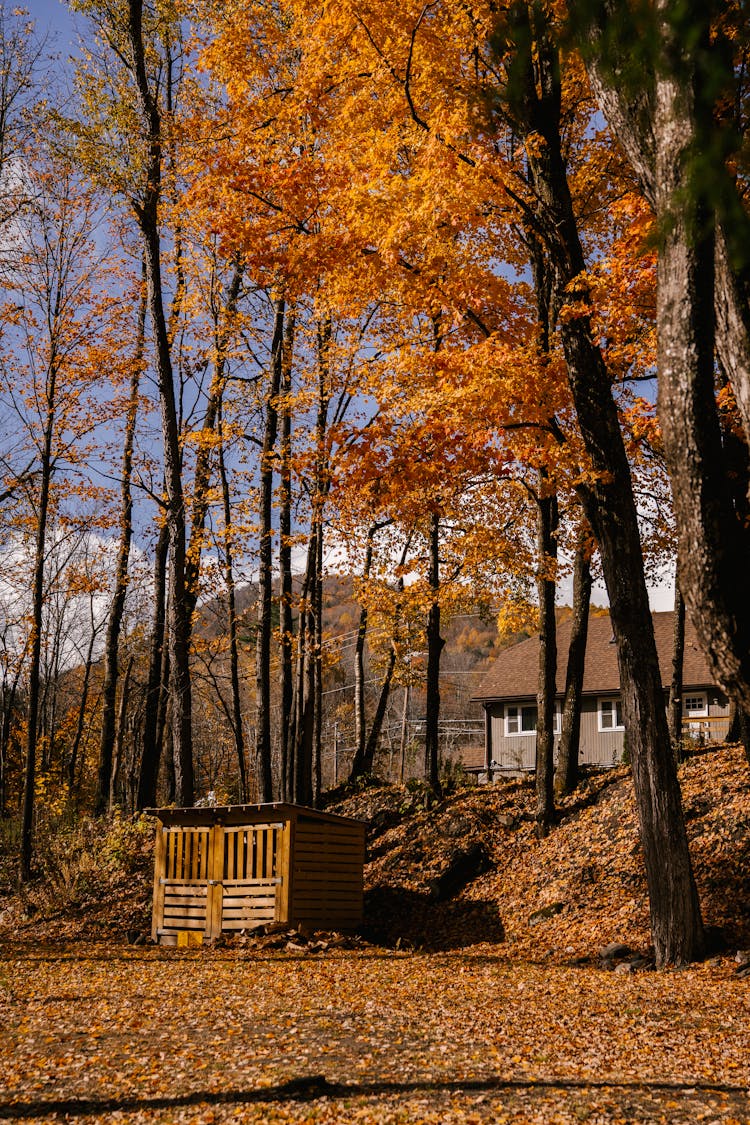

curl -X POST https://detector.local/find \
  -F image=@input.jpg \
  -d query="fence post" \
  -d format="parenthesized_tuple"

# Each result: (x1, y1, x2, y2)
(151, 819, 166, 942)
(207, 818, 224, 940)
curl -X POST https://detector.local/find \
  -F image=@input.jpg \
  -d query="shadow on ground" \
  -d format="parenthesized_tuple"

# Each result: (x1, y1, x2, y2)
(362, 885, 504, 949)
(1, 1073, 748, 1121)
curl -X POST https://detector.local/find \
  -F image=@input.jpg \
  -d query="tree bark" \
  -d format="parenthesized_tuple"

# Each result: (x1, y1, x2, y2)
(424, 510, 444, 794)
(505, 4, 704, 964)
(581, 0, 750, 714)
(67, 599, 98, 801)
(136, 520, 169, 810)
(109, 656, 134, 809)
(555, 545, 592, 798)
(279, 309, 295, 800)
(95, 271, 145, 814)
(218, 406, 248, 802)
(351, 529, 376, 778)
(668, 576, 686, 760)
(535, 481, 557, 837)
(351, 534, 408, 782)
(19, 362, 55, 882)
(256, 296, 285, 803)
(127, 0, 192, 806)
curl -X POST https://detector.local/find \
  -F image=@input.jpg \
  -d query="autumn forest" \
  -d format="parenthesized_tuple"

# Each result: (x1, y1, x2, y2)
(1, 0, 750, 994)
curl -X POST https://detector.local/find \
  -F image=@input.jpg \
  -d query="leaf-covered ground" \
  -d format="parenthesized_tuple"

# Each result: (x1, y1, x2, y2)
(0, 743, 749, 1123)
(1, 944, 749, 1123)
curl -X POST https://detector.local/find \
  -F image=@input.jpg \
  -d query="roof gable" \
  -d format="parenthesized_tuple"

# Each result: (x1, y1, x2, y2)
(471, 611, 716, 702)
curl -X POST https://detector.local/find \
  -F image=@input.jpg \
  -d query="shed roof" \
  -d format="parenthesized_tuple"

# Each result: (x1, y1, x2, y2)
(146, 802, 366, 827)
(471, 611, 717, 703)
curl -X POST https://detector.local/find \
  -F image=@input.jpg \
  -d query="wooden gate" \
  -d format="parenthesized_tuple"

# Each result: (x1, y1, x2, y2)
(152, 821, 284, 941)
(220, 824, 282, 931)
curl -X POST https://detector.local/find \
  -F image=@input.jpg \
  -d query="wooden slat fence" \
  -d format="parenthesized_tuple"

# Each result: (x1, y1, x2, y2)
(152, 821, 283, 941)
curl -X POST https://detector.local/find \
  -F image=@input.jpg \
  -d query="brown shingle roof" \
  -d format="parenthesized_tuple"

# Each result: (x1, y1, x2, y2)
(471, 611, 716, 702)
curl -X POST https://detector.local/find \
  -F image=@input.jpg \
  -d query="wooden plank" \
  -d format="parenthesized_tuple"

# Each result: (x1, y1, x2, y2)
(159, 923, 206, 933)
(151, 823, 167, 942)
(226, 830, 237, 882)
(163, 907, 209, 922)
(163, 894, 210, 908)
(237, 831, 248, 880)
(254, 827, 264, 878)
(265, 828, 273, 880)
(222, 879, 279, 890)
(276, 821, 291, 924)
(223, 886, 279, 895)
(295, 826, 364, 842)
(223, 916, 274, 930)
(293, 888, 364, 900)
(176, 830, 186, 882)
(293, 896, 363, 908)
(294, 856, 365, 868)
(223, 893, 278, 905)
(202, 831, 210, 880)
(208, 822, 225, 940)
(248, 828, 257, 879)
(189, 832, 199, 881)
(163, 877, 209, 886)
(166, 828, 175, 880)
(293, 874, 363, 886)
(297, 834, 365, 849)
(294, 863, 365, 875)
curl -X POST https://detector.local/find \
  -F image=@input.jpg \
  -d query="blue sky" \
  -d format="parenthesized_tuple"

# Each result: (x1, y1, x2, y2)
(30, 0, 77, 48)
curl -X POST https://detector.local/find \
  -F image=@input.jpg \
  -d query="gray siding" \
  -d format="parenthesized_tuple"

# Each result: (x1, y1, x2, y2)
(485, 690, 731, 775)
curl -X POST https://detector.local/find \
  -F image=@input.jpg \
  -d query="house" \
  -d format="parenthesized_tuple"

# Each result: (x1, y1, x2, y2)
(469, 611, 731, 778)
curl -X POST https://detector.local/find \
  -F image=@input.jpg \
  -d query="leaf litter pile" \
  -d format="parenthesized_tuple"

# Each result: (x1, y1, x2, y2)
(1, 744, 749, 1124)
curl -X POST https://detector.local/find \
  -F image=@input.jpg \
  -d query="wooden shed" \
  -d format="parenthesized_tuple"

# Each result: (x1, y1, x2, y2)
(149, 803, 366, 944)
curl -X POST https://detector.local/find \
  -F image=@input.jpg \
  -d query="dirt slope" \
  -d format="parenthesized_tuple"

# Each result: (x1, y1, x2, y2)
(329, 741, 750, 961)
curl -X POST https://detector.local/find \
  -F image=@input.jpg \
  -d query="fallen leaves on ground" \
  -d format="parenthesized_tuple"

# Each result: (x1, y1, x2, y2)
(328, 741, 750, 960)
(0, 743, 749, 1122)
(0, 944, 748, 1123)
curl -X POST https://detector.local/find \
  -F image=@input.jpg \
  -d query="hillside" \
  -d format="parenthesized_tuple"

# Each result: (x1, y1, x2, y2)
(1, 742, 748, 966)
(326, 741, 750, 962)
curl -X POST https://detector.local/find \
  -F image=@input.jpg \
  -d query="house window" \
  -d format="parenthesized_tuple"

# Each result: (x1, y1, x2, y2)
(683, 693, 707, 717)
(598, 698, 624, 732)
(505, 704, 561, 736)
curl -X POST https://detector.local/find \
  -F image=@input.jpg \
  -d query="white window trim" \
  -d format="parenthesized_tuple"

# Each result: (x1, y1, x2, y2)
(683, 692, 708, 718)
(597, 697, 625, 733)
(505, 703, 562, 737)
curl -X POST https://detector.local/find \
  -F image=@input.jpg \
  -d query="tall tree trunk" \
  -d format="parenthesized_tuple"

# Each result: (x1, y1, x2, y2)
(20, 383, 54, 882)
(399, 682, 409, 782)
(351, 529, 376, 778)
(506, 5, 703, 964)
(256, 296, 285, 802)
(127, 0, 192, 806)
(67, 602, 98, 800)
(279, 310, 295, 800)
(668, 575, 686, 759)
(136, 520, 169, 810)
(582, 0, 750, 715)
(291, 546, 315, 806)
(95, 272, 144, 814)
(555, 544, 592, 798)
(109, 656, 134, 809)
(0, 670, 21, 817)
(361, 641, 398, 777)
(218, 406, 248, 802)
(535, 480, 558, 837)
(183, 261, 244, 622)
(351, 534, 408, 782)
(424, 510, 444, 794)
(313, 501, 324, 805)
